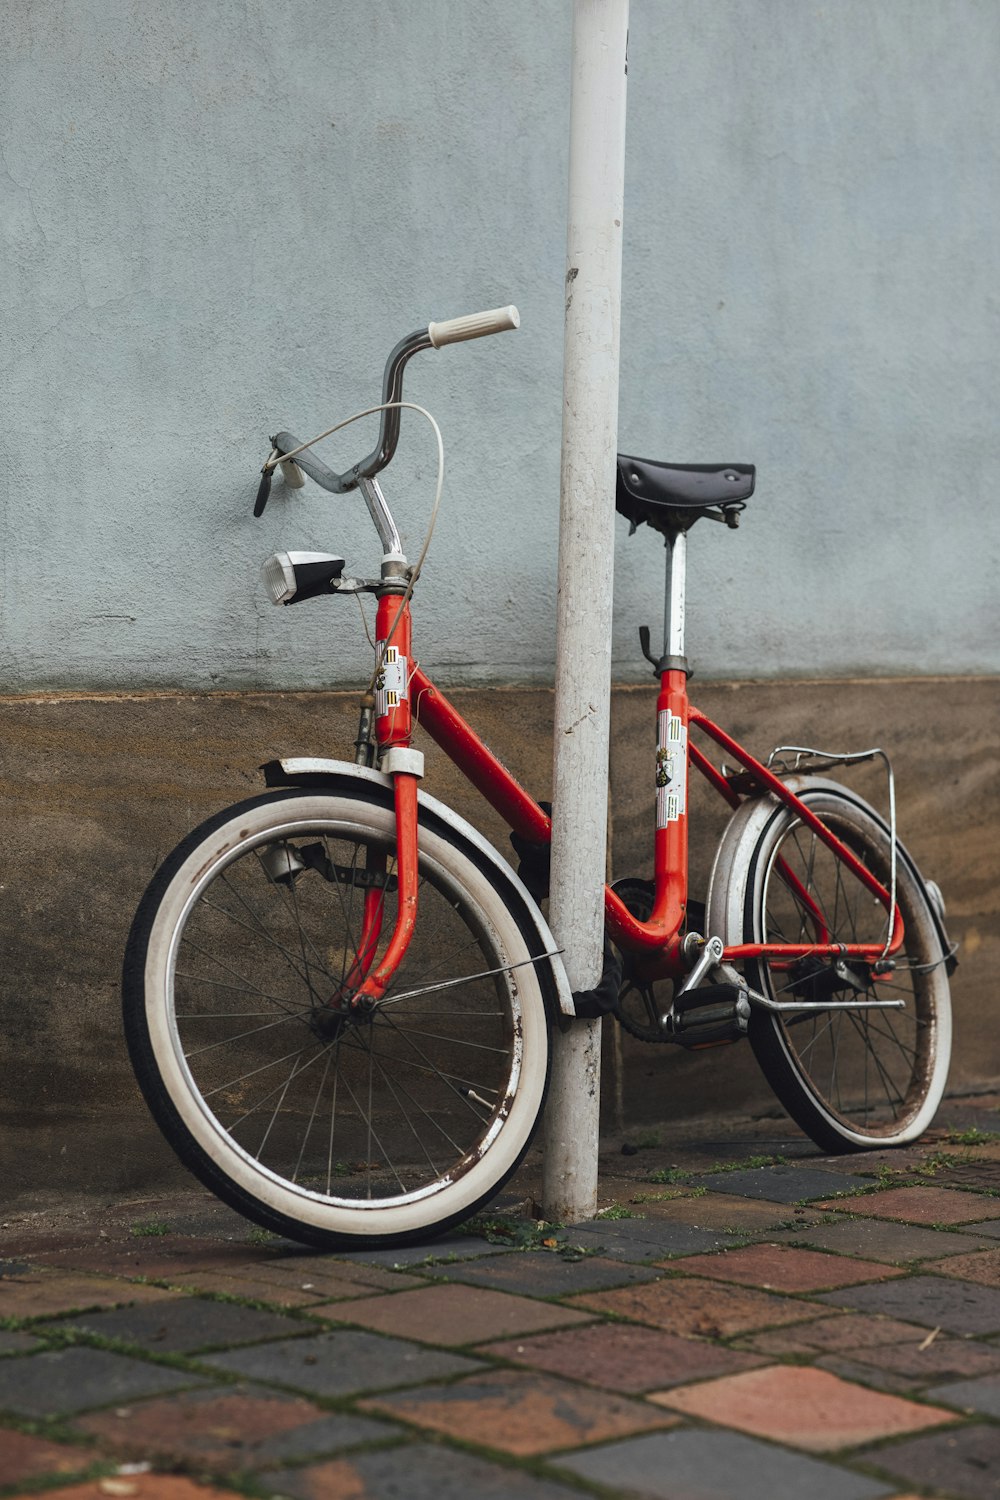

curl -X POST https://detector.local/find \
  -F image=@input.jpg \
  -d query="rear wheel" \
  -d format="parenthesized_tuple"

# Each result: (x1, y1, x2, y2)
(744, 788, 951, 1151)
(123, 789, 552, 1247)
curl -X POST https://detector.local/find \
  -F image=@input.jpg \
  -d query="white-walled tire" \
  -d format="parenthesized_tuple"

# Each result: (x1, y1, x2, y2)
(123, 788, 552, 1247)
(741, 787, 952, 1151)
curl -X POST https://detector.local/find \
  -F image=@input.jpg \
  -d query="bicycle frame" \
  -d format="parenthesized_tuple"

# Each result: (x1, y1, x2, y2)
(347, 591, 904, 1006)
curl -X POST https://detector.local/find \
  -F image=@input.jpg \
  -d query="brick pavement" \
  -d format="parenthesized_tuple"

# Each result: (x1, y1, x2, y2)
(6, 1100, 1000, 1499)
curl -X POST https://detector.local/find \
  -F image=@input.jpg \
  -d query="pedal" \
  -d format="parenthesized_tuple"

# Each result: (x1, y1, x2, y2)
(662, 982, 751, 1048)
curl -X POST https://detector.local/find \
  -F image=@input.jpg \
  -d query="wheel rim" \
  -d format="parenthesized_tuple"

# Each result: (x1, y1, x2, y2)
(755, 810, 939, 1140)
(161, 814, 525, 1212)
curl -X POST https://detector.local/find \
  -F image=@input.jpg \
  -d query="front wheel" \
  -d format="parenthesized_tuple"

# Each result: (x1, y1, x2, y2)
(743, 787, 952, 1151)
(123, 788, 552, 1248)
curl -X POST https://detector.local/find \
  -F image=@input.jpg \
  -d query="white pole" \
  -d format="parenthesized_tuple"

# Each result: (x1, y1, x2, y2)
(543, 0, 629, 1223)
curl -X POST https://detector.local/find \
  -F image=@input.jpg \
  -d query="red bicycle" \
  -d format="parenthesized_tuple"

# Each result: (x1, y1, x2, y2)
(123, 308, 955, 1248)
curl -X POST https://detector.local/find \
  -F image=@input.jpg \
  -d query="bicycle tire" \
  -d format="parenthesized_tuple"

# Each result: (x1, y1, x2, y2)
(742, 786, 951, 1151)
(123, 787, 552, 1247)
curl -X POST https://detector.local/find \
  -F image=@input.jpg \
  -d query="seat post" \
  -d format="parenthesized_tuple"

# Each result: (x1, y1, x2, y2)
(662, 529, 688, 673)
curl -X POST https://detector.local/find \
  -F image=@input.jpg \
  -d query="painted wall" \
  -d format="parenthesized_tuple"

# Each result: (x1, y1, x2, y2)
(2, 1, 997, 693)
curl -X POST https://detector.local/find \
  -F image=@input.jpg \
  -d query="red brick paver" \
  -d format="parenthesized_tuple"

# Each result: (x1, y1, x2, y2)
(3, 1478, 251, 1500)
(568, 1275, 831, 1338)
(623, 1191, 809, 1231)
(360, 1367, 676, 1455)
(0, 1428, 94, 1486)
(331, 1282, 592, 1345)
(672, 1242, 904, 1291)
(928, 1247, 1000, 1287)
(744, 1312, 940, 1356)
(815, 1186, 997, 1225)
(479, 1321, 766, 1392)
(30, 1239, 276, 1279)
(266, 1256, 427, 1291)
(0, 1272, 179, 1319)
(77, 1387, 330, 1466)
(651, 1363, 956, 1451)
(164, 1271, 321, 1307)
(242, 1456, 374, 1500)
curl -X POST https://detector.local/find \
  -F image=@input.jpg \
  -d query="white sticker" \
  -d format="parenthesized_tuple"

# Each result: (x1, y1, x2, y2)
(655, 710, 687, 827)
(375, 644, 408, 718)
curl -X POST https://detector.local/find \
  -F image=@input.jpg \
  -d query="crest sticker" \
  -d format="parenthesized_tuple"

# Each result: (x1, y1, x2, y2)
(656, 710, 687, 827)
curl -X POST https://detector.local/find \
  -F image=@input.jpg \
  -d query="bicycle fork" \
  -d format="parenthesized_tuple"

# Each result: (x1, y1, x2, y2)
(347, 587, 422, 1009)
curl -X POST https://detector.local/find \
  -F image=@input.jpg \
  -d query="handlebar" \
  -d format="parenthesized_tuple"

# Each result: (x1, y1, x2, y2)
(428, 305, 519, 348)
(255, 305, 519, 515)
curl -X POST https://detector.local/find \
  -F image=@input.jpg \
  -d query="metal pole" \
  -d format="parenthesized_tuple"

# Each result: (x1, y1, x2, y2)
(543, 0, 629, 1223)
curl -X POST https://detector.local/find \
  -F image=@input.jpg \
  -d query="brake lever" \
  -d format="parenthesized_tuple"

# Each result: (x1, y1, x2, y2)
(253, 465, 273, 518)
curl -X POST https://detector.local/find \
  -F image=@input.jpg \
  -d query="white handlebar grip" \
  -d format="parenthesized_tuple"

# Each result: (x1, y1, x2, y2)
(427, 305, 520, 348)
(278, 457, 306, 489)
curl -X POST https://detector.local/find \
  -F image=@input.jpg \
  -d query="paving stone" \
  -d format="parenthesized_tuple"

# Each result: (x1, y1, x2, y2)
(625, 1189, 825, 1232)
(815, 1147, 938, 1178)
(814, 1185, 999, 1224)
(742, 1313, 939, 1358)
(164, 1270, 324, 1306)
(956, 1218, 1000, 1239)
(0, 1271, 179, 1319)
(53, 1295, 308, 1352)
(267, 1441, 585, 1499)
(771, 1216, 995, 1262)
(419, 1250, 662, 1296)
(554, 1427, 894, 1500)
(0, 1346, 202, 1417)
(30, 1237, 277, 1279)
(750, 1317, 1000, 1384)
(323, 1282, 593, 1344)
(926, 1160, 1000, 1191)
(927, 1246, 1000, 1286)
(360, 1367, 676, 1455)
(672, 1242, 904, 1292)
(0, 1328, 41, 1354)
(14, 1478, 255, 1500)
(815, 1274, 1000, 1335)
(479, 1321, 766, 1392)
(202, 1327, 481, 1396)
(844, 1337, 1000, 1383)
(813, 1353, 923, 1395)
(78, 1384, 397, 1469)
(0, 1427, 96, 1486)
(865, 1424, 1000, 1500)
(688, 1165, 871, 1202)
(563, 1217, 738, 1260)
(328, 1233, 514, 1267)
(246, 1256, 426, 1294)
(568, 1275, 832, 1338)
(925, 1372, 1000, 1417)
(651, 1363, 954, 1451)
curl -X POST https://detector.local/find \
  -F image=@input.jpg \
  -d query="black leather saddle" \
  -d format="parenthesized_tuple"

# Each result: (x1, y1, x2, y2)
(616, 455, 755, 536)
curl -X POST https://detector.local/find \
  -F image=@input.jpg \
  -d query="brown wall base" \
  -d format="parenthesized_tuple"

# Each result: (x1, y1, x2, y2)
(0, 677, 995, 1203)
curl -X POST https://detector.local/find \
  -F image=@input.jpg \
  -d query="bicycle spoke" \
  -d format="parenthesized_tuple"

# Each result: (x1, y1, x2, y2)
(749, 792, 945, 1146)
(379, 1009, 502, 1124)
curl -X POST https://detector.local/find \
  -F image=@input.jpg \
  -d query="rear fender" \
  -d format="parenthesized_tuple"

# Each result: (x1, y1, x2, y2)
(706, 775, 956, 970)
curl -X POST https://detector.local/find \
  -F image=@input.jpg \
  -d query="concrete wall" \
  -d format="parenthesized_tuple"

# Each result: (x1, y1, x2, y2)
(2, 1, 997, 692)
(1, 677, 995, 1200)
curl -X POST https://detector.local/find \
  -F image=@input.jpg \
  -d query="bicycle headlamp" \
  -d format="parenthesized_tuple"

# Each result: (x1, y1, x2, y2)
(261, 551, 346, 606)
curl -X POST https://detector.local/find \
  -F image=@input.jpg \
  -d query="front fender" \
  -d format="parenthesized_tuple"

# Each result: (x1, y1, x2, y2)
(262, 757, 577, 1017)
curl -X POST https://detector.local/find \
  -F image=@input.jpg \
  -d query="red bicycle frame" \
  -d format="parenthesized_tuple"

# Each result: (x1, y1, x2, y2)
(350, 599, 903, 1003)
